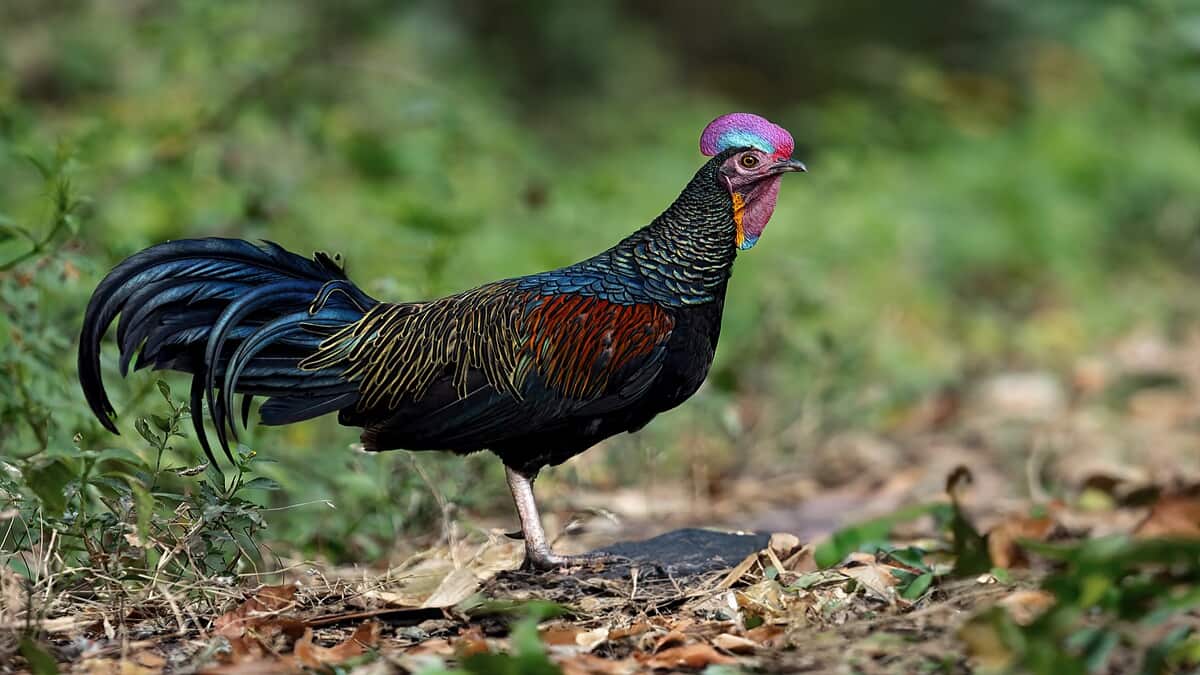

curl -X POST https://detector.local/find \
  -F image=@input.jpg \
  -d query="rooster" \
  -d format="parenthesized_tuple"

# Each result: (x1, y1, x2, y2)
(78, 112, 806, 569)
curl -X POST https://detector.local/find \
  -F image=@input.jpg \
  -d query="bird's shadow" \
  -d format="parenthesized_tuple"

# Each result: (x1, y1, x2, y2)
(589, 527, 771, 580)
(494, 527, 771, 587)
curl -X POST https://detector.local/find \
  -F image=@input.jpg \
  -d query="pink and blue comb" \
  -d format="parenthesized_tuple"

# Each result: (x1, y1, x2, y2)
(699, 112, 794, 160)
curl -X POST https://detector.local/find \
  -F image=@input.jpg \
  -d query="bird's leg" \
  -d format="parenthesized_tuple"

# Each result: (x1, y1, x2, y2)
(505, 466, 622, 571)
(505, 466, 557, 568)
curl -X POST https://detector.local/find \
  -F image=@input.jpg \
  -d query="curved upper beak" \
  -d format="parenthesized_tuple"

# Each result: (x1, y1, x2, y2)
(772, 158, 808, 174)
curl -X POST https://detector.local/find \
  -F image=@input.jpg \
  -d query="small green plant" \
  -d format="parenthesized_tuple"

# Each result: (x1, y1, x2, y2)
(0, 161, 280, 668)
(1, 153, 276, 599)
(0, 147, 87, 274)
(813, 501, 954, 569)
(977, 537, 1200, 675)
(3, 380, 276, 582)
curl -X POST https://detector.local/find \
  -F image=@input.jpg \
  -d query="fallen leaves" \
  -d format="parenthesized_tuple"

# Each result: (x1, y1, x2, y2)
(205, 621, 381, 673)
(716, 551, 760, 590)
(27, 479, 1200, 675)
(559, 653, 639, 675)
(212, 584, 297, 639)
(354, 536, 522, 610)
(639, 643, 736, 670)
(390, 601, 793, 675)
(839, 552, 900, 601)
(986, 512, 1057, 569)
(294, 621, 381, 668)
(77, 649, 167, 675)
(200, 585, 381, 673)
(997, 589, 1056, 626)
(607, 621, 654, 641)
(573, 627, 610, 652)
(651, 629, 688, 653)
(0, 567, 95, 633)
(1135, 493, 1200, 538)
(711, 632, 759, 654)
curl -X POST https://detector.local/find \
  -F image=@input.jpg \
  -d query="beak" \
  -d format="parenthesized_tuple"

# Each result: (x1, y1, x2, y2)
(772, 158, 808, 173)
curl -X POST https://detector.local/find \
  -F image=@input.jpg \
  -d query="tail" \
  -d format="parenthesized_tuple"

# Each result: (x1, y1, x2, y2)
(78, 238, 377, 468)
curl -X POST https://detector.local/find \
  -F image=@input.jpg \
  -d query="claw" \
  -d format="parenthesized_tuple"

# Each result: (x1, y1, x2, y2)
(521, 550, 630, 572)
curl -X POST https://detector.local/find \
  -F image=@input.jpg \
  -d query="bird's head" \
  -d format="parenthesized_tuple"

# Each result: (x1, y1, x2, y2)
(700, 112, 806, 250)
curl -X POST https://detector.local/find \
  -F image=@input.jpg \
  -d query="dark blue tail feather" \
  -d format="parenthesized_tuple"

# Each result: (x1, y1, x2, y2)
(78, 238, 376, 469)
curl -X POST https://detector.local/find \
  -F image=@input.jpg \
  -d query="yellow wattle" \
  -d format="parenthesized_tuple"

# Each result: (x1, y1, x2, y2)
(732, 192, 746, 248)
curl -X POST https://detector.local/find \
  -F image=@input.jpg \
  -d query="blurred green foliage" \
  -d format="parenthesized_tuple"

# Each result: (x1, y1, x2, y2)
(2, 0, 1200, 563)
(965, 537, 1200, 674)
(806, 487, 1200, 672)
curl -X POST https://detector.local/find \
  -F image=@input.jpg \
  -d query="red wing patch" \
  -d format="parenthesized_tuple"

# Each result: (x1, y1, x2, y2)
(520, 294, 674, 399)
(303, 284, 673, 410)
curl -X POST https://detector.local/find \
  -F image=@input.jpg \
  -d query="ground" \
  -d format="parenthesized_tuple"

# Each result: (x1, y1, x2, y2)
(6, 329, 1200, 674)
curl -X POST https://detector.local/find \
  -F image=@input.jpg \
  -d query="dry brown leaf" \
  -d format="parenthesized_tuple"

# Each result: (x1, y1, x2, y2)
(0, 614, 93, 633)
(405, 638, 455, 657)
(844, 551, 876, 565)
(454, 625, 490, 657)
(213, 584, 298, 638)
(576, 595, 628, 615)
(207, 612, 305, 672)
(999, 590, 1056, 626)
(294, 621, 381, 667)
(712, 632, 758, 654)
(422, 567, 480, 608)
(1, 568, 25, 625)
(680, 620, 730, 641)
(782, 545, 817, 573)
(652, 630, 688, 653)
(608, 621, 653, 640)
(78, 650, 166, 675)
(716, 551, 760, 590)
(987, 514, 1056, 569)
(134, 651, 167, 669)
(200, 659, 300, 675)
(666, 617, 697, 633)
(368, 538, 521, 609)
(763, 544, 787, 579)
(745, 624, 785, 647)
(202, 589, 338, 675)
(241, 617, 307, 652)
(1135, 494, 1200, 538)
(559, 653, 638, 675)
(541, 624, 585, 646)
(840, 562, 899, 599)
(768, 532, 802, 560)
(575, 627, 610, 652)
(641, 643, 737, 669)
(218, 634, 263, 663)
(736, 579, 787, 616)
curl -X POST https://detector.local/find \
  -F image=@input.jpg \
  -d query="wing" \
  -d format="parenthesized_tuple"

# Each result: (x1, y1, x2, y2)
(299, 279, 675, 449)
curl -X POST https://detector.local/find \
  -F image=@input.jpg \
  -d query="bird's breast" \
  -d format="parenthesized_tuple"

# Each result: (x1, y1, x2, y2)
(640, 298, 726, 413)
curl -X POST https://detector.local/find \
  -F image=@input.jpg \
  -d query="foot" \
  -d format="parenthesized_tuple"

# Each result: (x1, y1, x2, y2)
(505, 466, 630, 571)
(521, 549, 629, 572)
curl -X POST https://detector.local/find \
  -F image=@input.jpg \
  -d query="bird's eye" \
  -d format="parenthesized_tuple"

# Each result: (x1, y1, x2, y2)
(739, 154, 760, 169)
